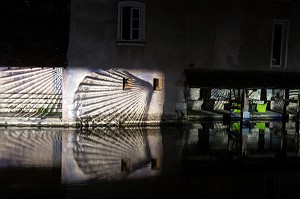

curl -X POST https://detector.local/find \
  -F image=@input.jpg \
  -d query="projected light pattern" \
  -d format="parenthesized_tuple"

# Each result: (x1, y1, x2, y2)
(210, 122, 229, 136)
(211, 89, 230, 110)
(287, 89, 300, 112)
(65, 127, 161, 182)
(211, 89, 230, 101)
(289, 89, 300, 100)
(0, 128, 62, 167)
(0, 67, 62, 118)
(273, 99, 285, 112)
(74, 69, 153, 124)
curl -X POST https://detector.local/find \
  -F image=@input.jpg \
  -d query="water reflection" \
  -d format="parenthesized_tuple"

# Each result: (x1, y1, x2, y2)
(62, 127, 162, 183)
(184, 121, 300, 170)
(1, 122, 300, 187)
(0, 128, 62, 168)
(2, 124, 300, 198)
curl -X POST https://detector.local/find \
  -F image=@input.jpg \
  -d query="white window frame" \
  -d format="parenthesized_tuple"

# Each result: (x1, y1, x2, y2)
(117, 1, 145, 45)
(270, 20, 289, 68)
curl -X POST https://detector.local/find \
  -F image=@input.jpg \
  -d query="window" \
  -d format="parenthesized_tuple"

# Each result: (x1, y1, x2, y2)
(117, 1, 145, 45)
(123, 77, 132, 89)
(121, 159, 130, 171)
(271, 20, 289, 68)
(151, 158, 160, 170)
(153, 78, 162, 91)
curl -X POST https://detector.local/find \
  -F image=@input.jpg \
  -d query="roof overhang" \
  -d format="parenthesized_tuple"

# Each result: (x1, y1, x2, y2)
(185, 69, 300, 89)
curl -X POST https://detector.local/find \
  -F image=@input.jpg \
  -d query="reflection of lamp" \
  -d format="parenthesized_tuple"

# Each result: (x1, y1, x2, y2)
(121, 159, 131, 172)
(151, 158, 160, 170)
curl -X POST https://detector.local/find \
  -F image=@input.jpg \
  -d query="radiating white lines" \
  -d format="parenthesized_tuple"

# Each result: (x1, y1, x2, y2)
(211, 89, 230, 110)
(69, 127, 154, 180)
(74, 69, 153, 124)
(289, 89, 300, 100)
(211, 89, 230, 101)
(0, 67, 62, 118)
(0, 128, 62, 167)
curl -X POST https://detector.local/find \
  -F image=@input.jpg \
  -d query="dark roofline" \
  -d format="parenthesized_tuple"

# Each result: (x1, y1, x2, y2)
(185, 69, 300, 89)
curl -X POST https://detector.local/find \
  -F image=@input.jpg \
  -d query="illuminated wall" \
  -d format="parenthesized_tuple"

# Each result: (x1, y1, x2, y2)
(0, 67, 62, 122)
(64, 67, 165, 125)
(61, 127, 162, 183)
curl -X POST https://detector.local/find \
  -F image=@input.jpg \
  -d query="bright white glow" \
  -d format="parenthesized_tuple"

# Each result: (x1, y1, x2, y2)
(62, 127, 162, 183)
(0, 128, 62, 167)
(0, 67, 62, 118)
(73, 68, 165, 124)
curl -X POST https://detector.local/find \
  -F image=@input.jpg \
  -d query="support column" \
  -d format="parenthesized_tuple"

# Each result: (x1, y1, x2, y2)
(202, 88, 213, 110)
(296, 94, 300, 135)
(282, 89, 289, 122)
(260, 88, 267, 102)
(242, 89, 250, 120)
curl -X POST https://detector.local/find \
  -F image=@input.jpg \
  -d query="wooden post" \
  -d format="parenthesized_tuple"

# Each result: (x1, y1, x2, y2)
(260, 88, 267, 101)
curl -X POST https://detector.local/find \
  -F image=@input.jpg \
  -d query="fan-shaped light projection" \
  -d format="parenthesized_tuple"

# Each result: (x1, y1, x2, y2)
(211, 89, 230, 110)
(211, 89, 230, 101)
(73, 69, 153, 125)
(0, 128, 62, 168)
(0, 67, 62, 119)
(62, 127, 162, 183)
(289, 89, 300, 100)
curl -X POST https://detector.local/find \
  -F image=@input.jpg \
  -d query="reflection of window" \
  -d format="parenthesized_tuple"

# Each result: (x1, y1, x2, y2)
(121, 159, 130, 171)
(151, 158, 160, 170)
(123, 77, 132, 90)
(117, 1, 145, 45)
(271, 20, 289, 68)
(153, 78, 162, 91)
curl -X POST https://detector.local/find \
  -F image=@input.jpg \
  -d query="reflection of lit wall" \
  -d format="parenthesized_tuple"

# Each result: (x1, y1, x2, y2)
(185, 122, 300, 159)
(61, 127, 162, 183)
(64, 66, 165, 124)
(0, 128, 62, 167)
(209, 123, 229, 150)
(0, 67, 62, 120)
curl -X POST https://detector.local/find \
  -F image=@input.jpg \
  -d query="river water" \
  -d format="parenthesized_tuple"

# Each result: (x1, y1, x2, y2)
(1, 121, 300, 199)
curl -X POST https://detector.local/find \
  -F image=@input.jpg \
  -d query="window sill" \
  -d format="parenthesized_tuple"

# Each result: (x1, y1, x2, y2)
(271, 64, 286, 69)
(117, 41, 145, 46)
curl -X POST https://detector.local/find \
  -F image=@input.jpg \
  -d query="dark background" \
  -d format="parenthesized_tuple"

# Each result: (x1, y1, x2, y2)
(0, 0, 70, 67)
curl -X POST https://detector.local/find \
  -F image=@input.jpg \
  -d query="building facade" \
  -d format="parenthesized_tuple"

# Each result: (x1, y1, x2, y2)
(1, 0, 300, 126)
(65, 0, 300, 124)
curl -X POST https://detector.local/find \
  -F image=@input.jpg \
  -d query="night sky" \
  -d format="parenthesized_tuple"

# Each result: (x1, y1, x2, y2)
(0, 0, 70, 67)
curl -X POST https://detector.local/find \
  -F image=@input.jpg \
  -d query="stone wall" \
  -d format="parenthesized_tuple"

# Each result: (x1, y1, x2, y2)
(0, 67, 62, 124)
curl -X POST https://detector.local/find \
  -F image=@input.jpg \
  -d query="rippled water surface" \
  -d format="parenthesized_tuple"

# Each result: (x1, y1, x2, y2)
(1, 121, 300, 199)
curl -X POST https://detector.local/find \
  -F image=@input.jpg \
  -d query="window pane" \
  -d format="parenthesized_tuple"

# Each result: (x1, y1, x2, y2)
(132, 8, 139, 18)
(132, 29, 139, 40)
(272, 24, 283, 65)
(132, 19, 139, 28)
(122, 7, 131, 40)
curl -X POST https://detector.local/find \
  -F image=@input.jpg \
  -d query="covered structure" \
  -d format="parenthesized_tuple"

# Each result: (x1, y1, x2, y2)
(184, 69, 300, 122)
(185, 69, 300, 89)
